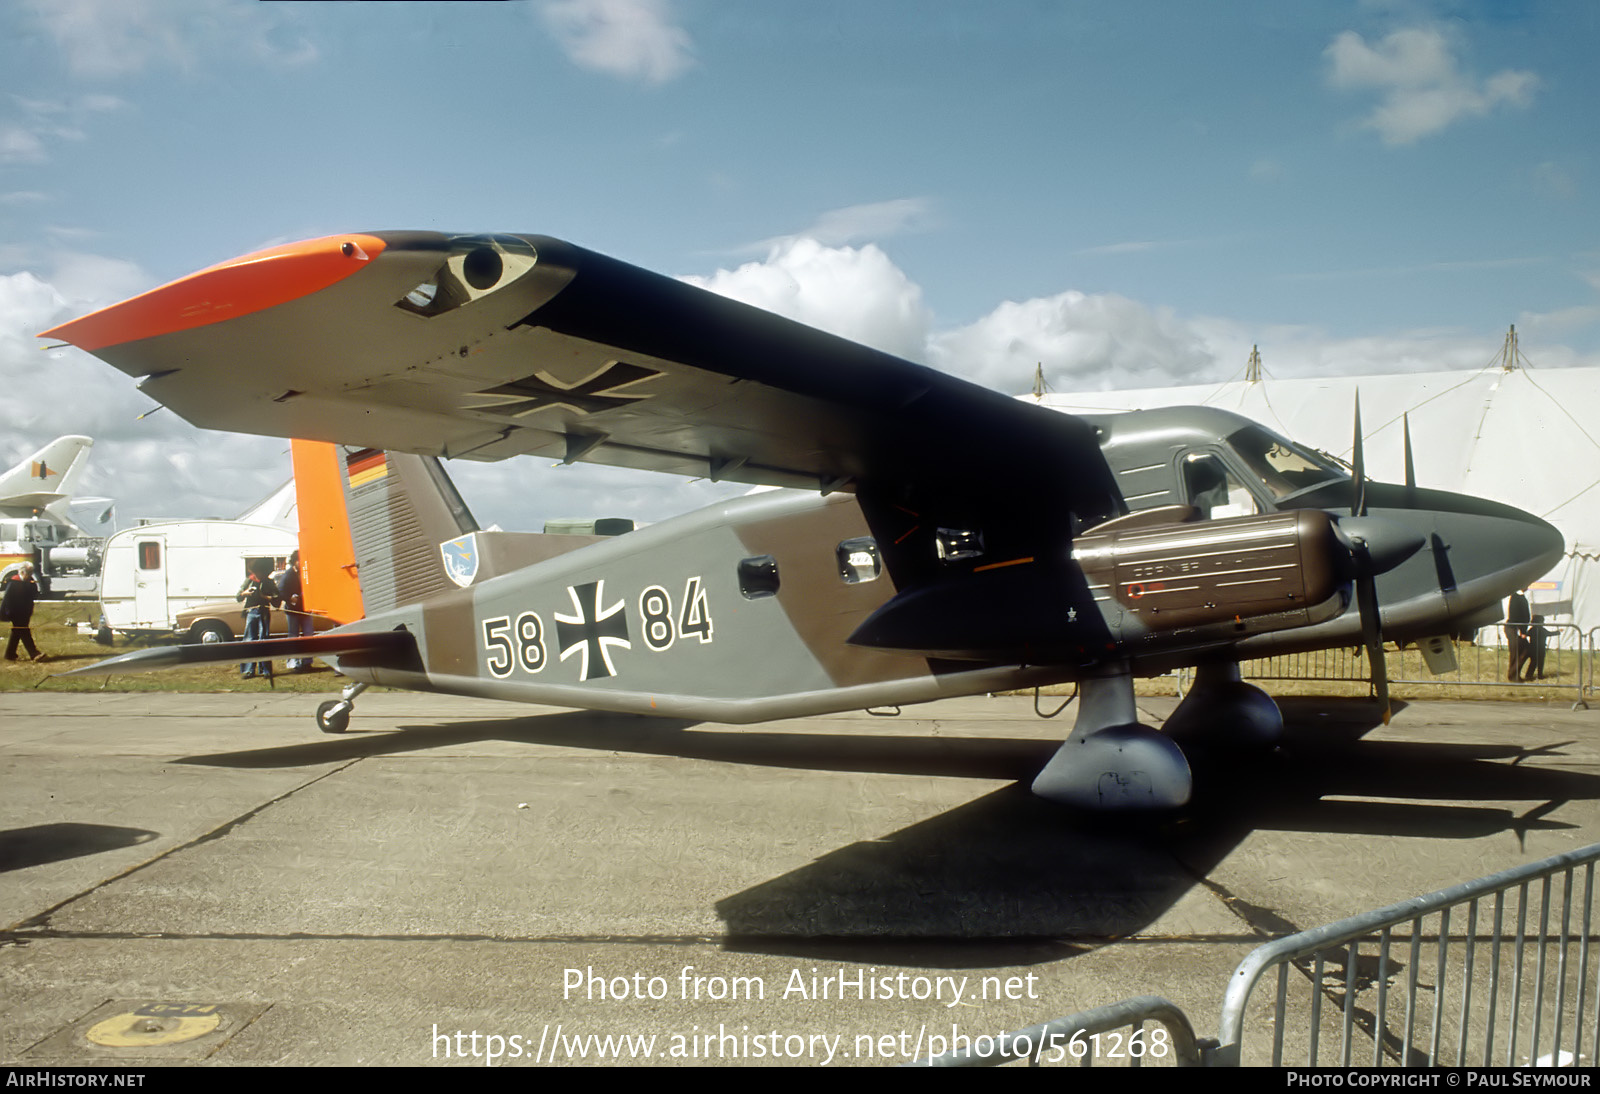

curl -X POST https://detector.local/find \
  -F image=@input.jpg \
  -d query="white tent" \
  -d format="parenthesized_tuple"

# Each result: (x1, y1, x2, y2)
(1032, 362, 1600, 638)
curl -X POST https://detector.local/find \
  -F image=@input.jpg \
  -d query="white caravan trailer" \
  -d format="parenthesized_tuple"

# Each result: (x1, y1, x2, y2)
(98, 521, 296, 635)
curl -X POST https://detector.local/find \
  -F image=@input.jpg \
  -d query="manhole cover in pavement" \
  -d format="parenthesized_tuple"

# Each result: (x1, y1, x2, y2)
(27, 1001, 267, 1061)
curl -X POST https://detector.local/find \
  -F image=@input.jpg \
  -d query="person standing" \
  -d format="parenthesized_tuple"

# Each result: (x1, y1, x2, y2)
(278, 550, 312, 672)
(235, 560, 278, 679)
(2, 562, 43, 662)
(1524, 615, 1557, 681)
(1505, 589, 1531, 682)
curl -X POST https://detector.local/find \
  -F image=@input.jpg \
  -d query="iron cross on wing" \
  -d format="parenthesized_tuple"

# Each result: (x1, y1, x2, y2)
(463, 361, 660, 418)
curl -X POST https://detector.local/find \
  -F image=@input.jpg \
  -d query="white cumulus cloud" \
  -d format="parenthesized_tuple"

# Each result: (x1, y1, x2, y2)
(932, 291, 1218, 394)
(21, 0, 316, 80)
(1325, 26, 1537, 145)
(683, 238, 932, 363)
(541, 0, 694, 85)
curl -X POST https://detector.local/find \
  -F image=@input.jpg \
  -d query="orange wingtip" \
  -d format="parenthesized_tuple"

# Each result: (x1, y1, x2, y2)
(39, 233, 388, 353)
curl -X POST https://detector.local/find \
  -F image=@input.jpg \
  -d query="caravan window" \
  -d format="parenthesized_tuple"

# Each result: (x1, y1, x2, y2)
(137, 541, 161, 570)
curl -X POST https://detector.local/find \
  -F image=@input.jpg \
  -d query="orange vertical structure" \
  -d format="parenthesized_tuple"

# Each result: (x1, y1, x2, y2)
(290, 439, 364, 624)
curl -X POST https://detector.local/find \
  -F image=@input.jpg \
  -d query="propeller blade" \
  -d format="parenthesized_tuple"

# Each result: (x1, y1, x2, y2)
(1354, 569, 1390, 724)
(1336, 513, 1412, 727)
(1351, 391, 1367, 517)
(1403, 412, 1416, 491)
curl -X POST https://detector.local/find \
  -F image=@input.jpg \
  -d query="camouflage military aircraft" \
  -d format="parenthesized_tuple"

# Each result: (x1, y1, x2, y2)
(43, 232, 1563, 810)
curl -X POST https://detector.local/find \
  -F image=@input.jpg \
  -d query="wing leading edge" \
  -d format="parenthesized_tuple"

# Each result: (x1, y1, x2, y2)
(42, 231, 1123, 534)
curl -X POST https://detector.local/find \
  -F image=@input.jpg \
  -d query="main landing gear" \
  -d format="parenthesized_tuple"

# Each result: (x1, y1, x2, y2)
(1162, 660, 1284, 752)
(1030, 659, 1283, 811)
(1032, 663, 1191, 810)
(315, 681, 369, 734)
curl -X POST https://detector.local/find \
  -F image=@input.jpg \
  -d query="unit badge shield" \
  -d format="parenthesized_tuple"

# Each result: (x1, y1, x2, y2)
(440, 534, 480, 587)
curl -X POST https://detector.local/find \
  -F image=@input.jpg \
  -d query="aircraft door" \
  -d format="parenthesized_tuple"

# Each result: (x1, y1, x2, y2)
(132, 536, 167, 625)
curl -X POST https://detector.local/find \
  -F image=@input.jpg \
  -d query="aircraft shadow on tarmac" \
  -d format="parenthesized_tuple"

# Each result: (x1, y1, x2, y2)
(179, 698, 1597, 968)
(0, 823, 159, 872)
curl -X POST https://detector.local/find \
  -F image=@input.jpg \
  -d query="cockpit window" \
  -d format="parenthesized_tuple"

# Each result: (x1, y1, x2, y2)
(1226, 426, 1345, 499)
(1183, 454, 1260, 519)
(395, 235, 539, 318)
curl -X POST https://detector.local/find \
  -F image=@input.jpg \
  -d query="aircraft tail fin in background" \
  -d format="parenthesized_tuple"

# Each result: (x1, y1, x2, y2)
(291, 441, 480, 623)
(0, 435, 93, 511)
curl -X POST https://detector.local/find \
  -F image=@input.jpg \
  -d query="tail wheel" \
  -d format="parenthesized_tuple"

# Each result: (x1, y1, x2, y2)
(316, 700, 351, 734)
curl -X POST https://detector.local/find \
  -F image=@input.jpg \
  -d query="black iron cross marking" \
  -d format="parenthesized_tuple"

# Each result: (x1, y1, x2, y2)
(555, 581, 631, 681)
(464, 362, 659, 418)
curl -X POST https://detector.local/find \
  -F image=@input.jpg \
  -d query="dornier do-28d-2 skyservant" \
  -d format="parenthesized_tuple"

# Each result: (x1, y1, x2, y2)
(42, 232, 1562, 811)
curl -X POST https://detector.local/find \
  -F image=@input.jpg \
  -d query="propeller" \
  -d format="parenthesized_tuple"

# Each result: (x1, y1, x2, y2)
(1340, 391, 1410, 724)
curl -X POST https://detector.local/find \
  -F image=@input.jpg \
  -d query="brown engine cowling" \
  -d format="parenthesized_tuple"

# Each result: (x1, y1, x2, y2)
(1073, 508, 1349, 637)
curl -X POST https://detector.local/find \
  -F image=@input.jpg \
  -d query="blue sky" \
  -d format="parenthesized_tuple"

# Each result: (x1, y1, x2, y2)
(2, 0, 1596, 531)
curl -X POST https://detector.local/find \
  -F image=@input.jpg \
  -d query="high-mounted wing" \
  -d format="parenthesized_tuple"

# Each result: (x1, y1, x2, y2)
(42, 232, 1122, 535)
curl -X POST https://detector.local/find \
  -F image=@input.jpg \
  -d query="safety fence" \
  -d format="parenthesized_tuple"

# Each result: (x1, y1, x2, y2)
(914, 842, 1600, 1067)
(1215, 623, 1595, 709)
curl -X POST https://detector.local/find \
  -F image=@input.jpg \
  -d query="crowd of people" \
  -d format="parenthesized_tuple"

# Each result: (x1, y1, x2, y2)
(5, 550, 317, 676)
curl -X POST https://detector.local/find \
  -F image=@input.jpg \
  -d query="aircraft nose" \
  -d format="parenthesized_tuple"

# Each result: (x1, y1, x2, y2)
(1388, 487, 1565, 614)
(1440, 502, 1562, 585)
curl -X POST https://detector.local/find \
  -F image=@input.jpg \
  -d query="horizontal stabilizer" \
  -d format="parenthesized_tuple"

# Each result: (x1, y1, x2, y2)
(53, 630, 416, 678)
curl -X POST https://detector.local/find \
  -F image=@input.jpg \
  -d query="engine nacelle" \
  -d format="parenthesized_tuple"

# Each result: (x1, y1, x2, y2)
(848, 508, 1351, 662)
(1073, 508, 1348, 637)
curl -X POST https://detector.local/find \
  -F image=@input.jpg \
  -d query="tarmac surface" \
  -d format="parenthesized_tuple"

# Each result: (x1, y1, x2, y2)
(2, 688, 1597, 1067)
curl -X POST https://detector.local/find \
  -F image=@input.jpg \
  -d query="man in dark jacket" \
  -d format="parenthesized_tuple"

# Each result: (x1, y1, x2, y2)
(1505, 589, 1531, 681)
(3, 562, 43, 661)
(278, 550, 311, 672)
(236, 560, 278, 678)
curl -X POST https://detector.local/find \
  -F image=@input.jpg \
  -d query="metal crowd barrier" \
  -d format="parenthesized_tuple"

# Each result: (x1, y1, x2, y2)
(917, 842, 1600, 1068)
(1206, 622, 1595, 708)
(1214, 842, 1600, 1067)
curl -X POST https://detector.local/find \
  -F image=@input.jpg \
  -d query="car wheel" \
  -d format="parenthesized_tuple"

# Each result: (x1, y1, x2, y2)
(190, 621, 233, 644)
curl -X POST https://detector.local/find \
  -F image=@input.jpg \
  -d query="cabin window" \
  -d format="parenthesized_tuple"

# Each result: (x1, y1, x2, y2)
(738, 555, 780, 599)
(137, 541, 161, 570)
(837, 538, 881, 584)
(935, 527, 984, 563)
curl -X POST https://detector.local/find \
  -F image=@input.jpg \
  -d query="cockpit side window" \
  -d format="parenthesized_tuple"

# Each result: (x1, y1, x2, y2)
(1182, 453, 1261, 519)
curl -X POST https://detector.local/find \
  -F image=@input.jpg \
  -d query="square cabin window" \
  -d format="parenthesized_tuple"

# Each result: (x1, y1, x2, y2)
(738, 555, 780, 599)
(836, 537, 881, 584)
(137, 541, 161, 570)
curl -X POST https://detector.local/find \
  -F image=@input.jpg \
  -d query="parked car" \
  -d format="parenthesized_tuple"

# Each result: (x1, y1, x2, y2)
(174, 600, 339, 644)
